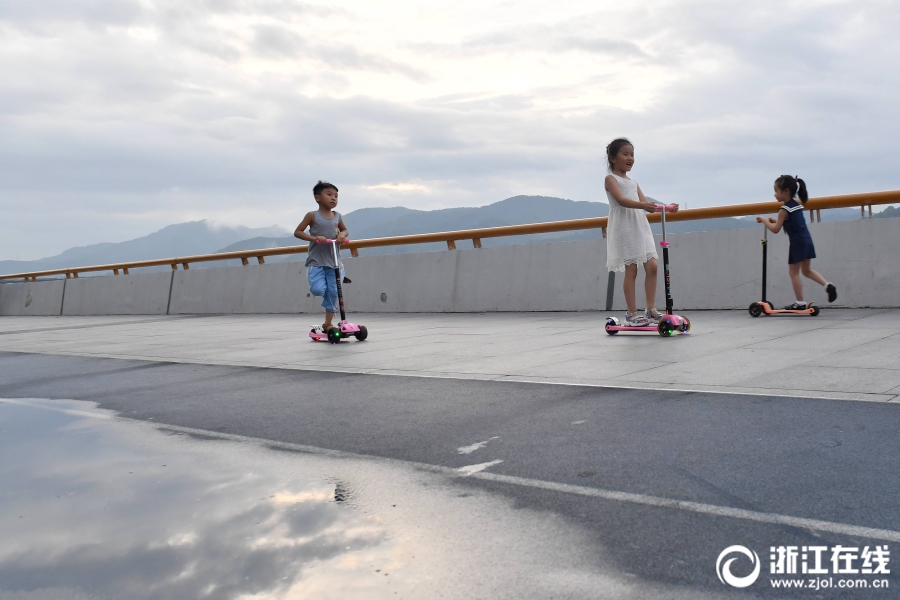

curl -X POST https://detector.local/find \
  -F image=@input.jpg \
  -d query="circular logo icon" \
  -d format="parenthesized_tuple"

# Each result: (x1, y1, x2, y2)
(716, 545, 761, 588)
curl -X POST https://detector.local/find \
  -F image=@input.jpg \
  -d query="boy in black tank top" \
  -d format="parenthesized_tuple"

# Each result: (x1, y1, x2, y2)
(294, 181, 349, 332)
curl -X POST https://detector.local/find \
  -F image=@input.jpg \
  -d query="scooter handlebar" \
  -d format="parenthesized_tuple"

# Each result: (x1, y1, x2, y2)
(319, 238, 350, 244)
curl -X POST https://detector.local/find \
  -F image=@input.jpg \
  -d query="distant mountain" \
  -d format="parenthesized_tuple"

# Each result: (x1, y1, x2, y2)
(0, 221, 288, 276)
(874, 206, 900, 219)
(216, 195, 857, 259)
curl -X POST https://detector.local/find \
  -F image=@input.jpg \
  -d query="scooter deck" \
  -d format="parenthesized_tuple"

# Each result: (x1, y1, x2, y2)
(309, 320, 364, 342)
(749, 301, 819, 317)
(605, 314, 690, 336)
(605, 325, 659, 332)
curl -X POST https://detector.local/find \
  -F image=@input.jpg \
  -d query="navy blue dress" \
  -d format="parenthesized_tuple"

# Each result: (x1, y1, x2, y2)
(781, 199, 816, 264)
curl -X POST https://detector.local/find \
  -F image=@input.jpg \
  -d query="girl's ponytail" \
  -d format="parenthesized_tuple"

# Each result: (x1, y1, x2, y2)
(795, 177, 808, 205)
(775, 174, 809, 205)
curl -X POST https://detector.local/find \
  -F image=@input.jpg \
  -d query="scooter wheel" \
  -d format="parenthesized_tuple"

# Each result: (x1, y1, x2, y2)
(749, 303, 763, 318)
(657, 316, 675, 337)
(605, 317, 619, 335)
(355, 325, 368, 341)
(810, 305, 820, 317)
(680, 316, 691, 333)
(327, 327, 342, 344)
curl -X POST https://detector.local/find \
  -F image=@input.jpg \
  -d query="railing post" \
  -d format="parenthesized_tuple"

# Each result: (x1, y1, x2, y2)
(182, 263, 190, 270)
(447, 240, 456, 250)
(472, 238, 482, 248)
(73, 272, 79, 278)
(171, 264, 178, 270)
(241, 257, 249, 266)
(123, 268, 129, 275)
(113, 269, 119, 275)
(350, 248, 359, 257)
(256, 256, 265, 264)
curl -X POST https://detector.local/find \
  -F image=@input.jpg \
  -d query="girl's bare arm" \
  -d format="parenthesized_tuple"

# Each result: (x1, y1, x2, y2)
(605, 175, 657, 212)
(761, 210, 787, 234)
(636, 185, 679, 212)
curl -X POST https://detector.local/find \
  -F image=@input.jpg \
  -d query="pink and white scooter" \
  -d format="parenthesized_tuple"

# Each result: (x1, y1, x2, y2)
(605, 203, 691, 337)
(309, 239, 368, 344)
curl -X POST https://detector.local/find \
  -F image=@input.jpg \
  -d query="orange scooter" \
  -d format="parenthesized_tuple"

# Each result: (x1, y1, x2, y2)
(748, 217, 819, 317)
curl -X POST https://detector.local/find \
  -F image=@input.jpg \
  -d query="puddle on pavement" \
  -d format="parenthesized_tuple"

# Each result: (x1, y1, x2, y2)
(0, 398, 729, 600)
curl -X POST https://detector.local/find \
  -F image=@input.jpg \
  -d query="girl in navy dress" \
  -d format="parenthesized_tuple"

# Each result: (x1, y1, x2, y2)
(760, 175, 837, 309)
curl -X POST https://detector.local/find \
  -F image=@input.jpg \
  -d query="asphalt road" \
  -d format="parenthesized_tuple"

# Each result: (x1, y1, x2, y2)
(2, 350, 898, 598)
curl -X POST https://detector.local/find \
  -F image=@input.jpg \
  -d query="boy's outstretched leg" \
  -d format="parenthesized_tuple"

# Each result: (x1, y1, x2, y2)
(308, 266, 336, 330)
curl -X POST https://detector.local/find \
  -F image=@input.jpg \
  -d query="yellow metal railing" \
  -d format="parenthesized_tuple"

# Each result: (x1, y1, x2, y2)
(2, 189, 898, 282)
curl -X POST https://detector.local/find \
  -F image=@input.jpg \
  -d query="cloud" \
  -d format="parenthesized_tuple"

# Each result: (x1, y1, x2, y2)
(1, 0, 899, 259)
(252, 24, 429, 80)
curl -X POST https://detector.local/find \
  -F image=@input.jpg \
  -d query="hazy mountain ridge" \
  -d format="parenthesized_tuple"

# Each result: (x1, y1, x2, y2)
(0, 221, 287, 276)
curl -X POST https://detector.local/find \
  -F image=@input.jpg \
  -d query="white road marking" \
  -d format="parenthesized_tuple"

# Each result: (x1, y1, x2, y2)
(456, 460, 504, 476)
(457, 436, 499, 454)
(571, 420, 586, 425)
(5, 397, 900, 542)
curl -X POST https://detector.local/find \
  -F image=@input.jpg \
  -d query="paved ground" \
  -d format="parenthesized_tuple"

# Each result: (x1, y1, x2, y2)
(1, 309, 899, 402)
(2, 310, 900, 598)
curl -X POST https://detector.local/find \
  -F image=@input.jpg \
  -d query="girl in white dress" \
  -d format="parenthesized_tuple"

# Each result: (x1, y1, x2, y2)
(604, 138, 678, 327)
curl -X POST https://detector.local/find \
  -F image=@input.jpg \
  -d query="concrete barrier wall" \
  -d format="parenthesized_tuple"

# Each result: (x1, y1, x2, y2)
(0, 279, 65, 316)
(168, 262, 324, 314)
(3, 217, 897, 316)
(61, 271, 172, 315)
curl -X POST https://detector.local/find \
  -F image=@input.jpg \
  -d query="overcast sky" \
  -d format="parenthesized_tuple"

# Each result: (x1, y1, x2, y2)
(1, 0, 898, 259)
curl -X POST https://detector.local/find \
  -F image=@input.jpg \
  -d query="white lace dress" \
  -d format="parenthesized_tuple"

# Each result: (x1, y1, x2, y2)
(606, 174, 658, 272)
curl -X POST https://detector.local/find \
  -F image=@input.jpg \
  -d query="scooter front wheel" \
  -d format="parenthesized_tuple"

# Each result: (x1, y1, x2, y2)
(810, 305, 820, 316)
(748, 303, 763, 317)
(605, 317, 620, 335)
(657, 316, 675, 337)
(355, 325, 368, 341)
(680, 316, 691, 333)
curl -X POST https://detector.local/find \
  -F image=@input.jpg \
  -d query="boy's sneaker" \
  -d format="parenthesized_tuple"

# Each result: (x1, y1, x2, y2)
(826, 283, 837, 303)
(343, 277, 352, 284)
(625, 312, 650, 327)
(784, 302, 807, 310)
(645, 308, 662, 324)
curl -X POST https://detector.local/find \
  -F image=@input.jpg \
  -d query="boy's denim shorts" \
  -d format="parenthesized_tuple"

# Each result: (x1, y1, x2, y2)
(307, 266, 343, 312)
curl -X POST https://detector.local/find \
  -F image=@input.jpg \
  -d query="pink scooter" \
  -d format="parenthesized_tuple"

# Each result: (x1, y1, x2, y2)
(309, 239, 368, 344)
(605, 203, 691, 337)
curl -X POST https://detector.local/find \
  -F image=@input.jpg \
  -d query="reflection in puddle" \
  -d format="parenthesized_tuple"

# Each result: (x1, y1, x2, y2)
(0, 399, 395, 599)
(0, 397, 720, 600)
